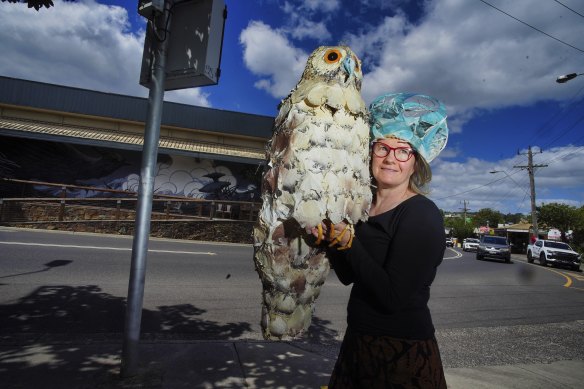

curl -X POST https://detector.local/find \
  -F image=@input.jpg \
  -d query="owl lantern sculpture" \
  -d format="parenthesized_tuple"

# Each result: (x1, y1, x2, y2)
(253, 46, 372, 340)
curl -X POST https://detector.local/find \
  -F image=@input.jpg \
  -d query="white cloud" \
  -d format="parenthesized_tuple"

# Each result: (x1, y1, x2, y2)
(429, 145, 584, 213)
(239, 20, 308, 98)
(278, 1, 334, 43)
(283, 0, 340, 14)
(356, 0, 584, 118)
(288, 19, 331, 41)
(0, 0, 210, 106)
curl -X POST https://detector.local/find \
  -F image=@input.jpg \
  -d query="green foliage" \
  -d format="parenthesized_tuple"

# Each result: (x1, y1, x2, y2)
(445, 216, 475, 242)
(537, 203, 584, 253)
(570, 206, 584, 253)
(504, 213, 524, 224)
(0, 0, 75, 11)
(472, 208, 504, 228)
(537, 203, 578, 234)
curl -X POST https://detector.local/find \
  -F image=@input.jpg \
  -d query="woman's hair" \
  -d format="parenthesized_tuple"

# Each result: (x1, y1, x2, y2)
(409, 152, 432, 195)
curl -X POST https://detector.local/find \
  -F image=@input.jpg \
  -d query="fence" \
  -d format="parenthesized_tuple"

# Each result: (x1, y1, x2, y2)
(0, 178, 260, 225)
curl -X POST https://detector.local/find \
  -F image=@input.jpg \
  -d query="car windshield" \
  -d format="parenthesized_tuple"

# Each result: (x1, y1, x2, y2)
(546, 241, 571, 250)
(483, 236, 507, 245)
(468, 239, 479, 243)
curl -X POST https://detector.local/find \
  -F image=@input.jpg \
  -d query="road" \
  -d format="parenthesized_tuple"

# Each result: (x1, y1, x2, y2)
(1, 227, 584, 368)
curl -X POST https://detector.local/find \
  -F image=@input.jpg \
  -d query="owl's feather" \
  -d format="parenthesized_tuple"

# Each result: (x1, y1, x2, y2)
(253, 46, 372, 339)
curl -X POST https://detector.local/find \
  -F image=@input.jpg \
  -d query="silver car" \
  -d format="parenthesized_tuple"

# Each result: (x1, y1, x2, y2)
(476, 235, 511, 263)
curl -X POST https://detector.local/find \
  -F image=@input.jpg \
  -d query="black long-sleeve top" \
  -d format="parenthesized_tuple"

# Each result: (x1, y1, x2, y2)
(329, 194, 445, 340)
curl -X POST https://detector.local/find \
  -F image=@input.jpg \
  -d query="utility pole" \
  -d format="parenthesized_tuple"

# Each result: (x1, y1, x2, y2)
(514, 146, 547, 240)
(459, 200, 470, 224)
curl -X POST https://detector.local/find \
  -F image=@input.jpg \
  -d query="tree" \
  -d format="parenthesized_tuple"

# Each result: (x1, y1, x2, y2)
(444, 215, 475, 242)
(472, 208, 504, 228)
(1, 0, 75, 11)
(571, 206, 584, 253)
(538, 202, 579, 242)
(504, 212, 524, 224)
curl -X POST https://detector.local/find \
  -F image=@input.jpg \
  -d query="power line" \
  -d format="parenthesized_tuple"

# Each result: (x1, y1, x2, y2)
(434, 175, 508, 200)
(553, 0, 584, 19)
(531, 85, 584, 143)
(539, 111, 584, 151)
(477, 0, 584, 53)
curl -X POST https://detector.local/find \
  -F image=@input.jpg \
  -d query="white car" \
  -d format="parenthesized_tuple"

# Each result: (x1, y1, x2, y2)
(527, 239, 581, 271)
(463, 238, 480, 252)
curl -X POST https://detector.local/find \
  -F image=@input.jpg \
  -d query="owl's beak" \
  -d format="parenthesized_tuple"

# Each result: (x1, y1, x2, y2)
(342, 56, 356, 84)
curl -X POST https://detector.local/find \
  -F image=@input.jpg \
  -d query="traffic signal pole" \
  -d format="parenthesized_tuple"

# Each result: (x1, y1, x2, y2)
(121, 1, 172, 377)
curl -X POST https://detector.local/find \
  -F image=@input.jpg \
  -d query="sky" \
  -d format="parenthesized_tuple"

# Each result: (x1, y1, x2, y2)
(1, 0, 584, 219)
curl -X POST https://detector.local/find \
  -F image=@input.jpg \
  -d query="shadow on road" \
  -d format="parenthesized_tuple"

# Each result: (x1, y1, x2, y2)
(0, 285, 339, 388)
(0, 259, 73, 279)
(0, 285, 253, 387)
(0, 285, 252, 337)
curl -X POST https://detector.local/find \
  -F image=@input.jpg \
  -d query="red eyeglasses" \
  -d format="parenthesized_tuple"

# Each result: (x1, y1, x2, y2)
(371, 142, 416, 162)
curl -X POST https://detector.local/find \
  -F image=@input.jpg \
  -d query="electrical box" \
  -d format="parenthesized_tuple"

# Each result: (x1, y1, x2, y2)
(139, 0, 227, 91)
(137, 0, 165, 19)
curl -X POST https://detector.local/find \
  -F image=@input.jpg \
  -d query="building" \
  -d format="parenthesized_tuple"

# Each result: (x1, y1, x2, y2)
(0, 76, 274, 201)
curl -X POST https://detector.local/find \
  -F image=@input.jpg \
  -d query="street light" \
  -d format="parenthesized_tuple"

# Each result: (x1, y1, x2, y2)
(489, 170, 529, 197)
(556, 72, 583, 83)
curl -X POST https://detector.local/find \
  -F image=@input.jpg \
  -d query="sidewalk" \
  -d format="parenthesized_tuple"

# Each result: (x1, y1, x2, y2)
(1, 335, 583, 388)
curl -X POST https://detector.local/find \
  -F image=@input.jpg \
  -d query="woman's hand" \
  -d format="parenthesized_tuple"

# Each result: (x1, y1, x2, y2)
(310, 221, 354, 250)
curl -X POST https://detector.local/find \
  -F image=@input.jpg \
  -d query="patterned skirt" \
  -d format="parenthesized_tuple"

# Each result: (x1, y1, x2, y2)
(328, 329, 447, 389)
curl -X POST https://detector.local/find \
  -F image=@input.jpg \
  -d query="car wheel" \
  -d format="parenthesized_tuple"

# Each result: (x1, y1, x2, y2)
(527, 251, 534, 263)
(539, 253, 547, 266)
(505, 256, 511, 264)
(476, 253, 482, 260)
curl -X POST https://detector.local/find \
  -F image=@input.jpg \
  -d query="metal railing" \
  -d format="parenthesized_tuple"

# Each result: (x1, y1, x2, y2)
(0, 178, 260, 224)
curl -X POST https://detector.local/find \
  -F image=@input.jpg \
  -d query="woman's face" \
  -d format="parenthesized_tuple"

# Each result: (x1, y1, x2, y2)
(371, 137, 416, 190)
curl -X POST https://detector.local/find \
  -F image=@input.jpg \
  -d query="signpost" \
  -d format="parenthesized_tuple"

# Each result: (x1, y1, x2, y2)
(122, 0, 226, 376)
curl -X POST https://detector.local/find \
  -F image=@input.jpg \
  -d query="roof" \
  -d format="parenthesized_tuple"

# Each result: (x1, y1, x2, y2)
(0, 116, 265, 162)
(505, 223, 533, 232)
(0, 76, 274, 139)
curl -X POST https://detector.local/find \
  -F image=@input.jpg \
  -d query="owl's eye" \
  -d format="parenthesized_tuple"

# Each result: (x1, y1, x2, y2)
(324, 49, 342, 64)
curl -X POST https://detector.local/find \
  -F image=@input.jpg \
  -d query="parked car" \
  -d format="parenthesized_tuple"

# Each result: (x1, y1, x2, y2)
(527, 239, 581, 271)
(476, 235, 511, 263)
(463, 238, 480, 252)
(445, 238, 454, 247)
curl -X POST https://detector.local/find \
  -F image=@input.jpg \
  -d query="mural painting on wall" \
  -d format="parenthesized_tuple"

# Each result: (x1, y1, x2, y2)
(0, 137, 261, 201)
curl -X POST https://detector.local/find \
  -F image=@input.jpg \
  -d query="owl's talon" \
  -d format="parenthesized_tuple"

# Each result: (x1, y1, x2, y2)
(328, 223, 351, 248)
(337, 224, 354, 250)
(315, 223, 324, 245)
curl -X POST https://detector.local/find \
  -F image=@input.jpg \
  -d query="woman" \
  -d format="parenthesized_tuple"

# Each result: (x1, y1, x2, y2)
(314, 93, 449, 388)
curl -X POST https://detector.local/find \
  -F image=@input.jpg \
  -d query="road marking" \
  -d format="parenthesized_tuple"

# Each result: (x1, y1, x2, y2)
(547, 268, 573, 288)
(0, 241, 216, 255)
(444, 247, 463, 259)
(519, 257, 584, 290)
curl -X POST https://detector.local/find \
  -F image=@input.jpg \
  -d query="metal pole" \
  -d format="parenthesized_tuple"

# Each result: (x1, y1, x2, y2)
(121, 2, 171, 377)
(527, 146, 539, 239)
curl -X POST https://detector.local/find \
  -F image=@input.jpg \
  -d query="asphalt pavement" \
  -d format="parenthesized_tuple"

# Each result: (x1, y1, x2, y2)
(2, 243, 584, 388)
